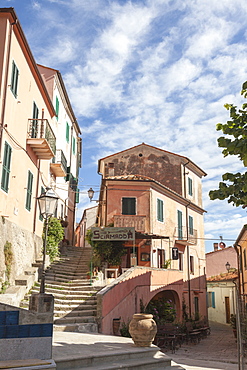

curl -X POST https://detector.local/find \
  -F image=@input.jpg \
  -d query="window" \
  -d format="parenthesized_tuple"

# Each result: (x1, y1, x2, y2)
(25, 170, 33, 211)
(189, 215, 193, 235)
(66, 122, 70, 142)
(207, 292, 215, 308)
(190, 255, 194, 274)
(31, 102, 39, 138)
(10, 61, 19, 97)
(157, 198, 164, 222)
(55, 96, 59, 120)
(177, 210, 183, 239)
(72, 137, 76, 155)
(1, 141, 12, 193)
(39, 186, 45, 221)
(122, 197, 136, 215)
(244, 249, 247, 270)
(194, 296, 199, 315)
(179, 252, 183, 271)
(188, 177, 193, 196)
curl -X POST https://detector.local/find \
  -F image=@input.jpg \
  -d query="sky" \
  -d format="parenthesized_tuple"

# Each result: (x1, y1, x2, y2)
(2, 0, 247, 253)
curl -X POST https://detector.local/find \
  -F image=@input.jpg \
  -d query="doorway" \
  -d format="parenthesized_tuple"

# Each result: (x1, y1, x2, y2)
(225, 296, 230, 323)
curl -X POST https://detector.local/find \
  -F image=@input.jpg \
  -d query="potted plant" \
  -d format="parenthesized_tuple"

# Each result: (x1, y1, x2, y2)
(230, 314, 237, 338)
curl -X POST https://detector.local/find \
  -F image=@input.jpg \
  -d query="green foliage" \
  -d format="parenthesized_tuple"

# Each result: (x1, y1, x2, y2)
(209, 81, 247, 206)
(4, 241, 13, 280)
(145, 297, 176, 325)
(120, 320, 131, 337)
(44, 217, 64, 262)
(163, 259, 171, 269)
(86, 229, 127, 266)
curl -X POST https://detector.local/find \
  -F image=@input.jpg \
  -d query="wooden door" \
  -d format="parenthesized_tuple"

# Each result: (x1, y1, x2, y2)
(225, 297, 230, 323)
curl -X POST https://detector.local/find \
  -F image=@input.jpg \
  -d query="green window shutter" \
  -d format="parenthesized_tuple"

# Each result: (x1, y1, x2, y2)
(188, 177, 193, 196)
(157, 199, 164, 222)
(66, 122, 70, 142)
(1, 142, 12, 193)
(72, 137, 76, 155)
(212, 292, 215, 308)
(56, 96, 59, 120)
(31, 102, 39, 138)
(11, 61, 19, 97)
(75, 188, 80, 203)
(177, 210, 183, 239)
(189, 215, 193, 235)
(25, 171, 33, 211)
(122, 198, 136, 215)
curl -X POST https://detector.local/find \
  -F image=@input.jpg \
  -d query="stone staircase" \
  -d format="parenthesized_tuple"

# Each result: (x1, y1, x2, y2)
(21, 246, 103, 333)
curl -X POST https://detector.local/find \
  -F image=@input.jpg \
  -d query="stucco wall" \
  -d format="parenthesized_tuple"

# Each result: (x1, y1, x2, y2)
(0, 217, 42, 286)
(207, 282, 236, 324)
(206, 247, 237, 278)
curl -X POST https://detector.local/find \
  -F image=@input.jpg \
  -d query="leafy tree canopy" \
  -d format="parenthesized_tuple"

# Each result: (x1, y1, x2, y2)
(209, 81, 247, 207)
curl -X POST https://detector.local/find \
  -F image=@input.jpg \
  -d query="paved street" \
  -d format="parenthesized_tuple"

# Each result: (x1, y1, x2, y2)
(167, 321, 243, 370)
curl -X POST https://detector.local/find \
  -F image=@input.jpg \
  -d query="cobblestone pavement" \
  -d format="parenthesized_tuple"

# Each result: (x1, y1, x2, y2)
(163, 321, 245, 370)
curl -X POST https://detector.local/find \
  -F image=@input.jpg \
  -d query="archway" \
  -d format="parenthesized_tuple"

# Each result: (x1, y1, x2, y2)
(145, 289, 181, 323)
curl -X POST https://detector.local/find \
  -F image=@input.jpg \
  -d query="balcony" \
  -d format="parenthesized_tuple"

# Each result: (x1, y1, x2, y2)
(50, 149, 67, 177)
(27, 119, 56, 160)
(113, 215, 146, 232)
(174, 227, 197, 245)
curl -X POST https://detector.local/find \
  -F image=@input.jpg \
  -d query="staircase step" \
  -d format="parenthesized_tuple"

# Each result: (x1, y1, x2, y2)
(54, 309, 96, 317)
(53, 322, 98, 333)
(54, 316, 96, 324)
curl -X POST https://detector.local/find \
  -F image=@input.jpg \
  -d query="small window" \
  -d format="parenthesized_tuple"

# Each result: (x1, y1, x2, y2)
(72, 137, 76, 155)
(66, 122, 70, 142)
(189, 215, 193, 235)
(157, 199, 164, 222)
(244, 249, 247, 270)
(10, 61, 19, 98)
(25, 170, 33, 211)
(188, 177, 193, 196)
(55, 96, 59, 120)
(194, 296, 199, 315)
(179, 252, 183, 271)
(190, 255, 194, 274)
(122, 197, 136, 215)
(177, 210, 183, 239)
(207, 292, 215, 308)
(1, 141, 12, 193)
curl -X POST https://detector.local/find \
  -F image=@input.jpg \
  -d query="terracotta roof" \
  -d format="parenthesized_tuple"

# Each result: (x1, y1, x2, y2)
(207, 271, 238, 282)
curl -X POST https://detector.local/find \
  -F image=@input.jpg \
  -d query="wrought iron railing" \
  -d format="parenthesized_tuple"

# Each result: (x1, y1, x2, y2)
(28, 118, 56, 154)
(52, 149, 67, 173)
(113, 215, 146, 232)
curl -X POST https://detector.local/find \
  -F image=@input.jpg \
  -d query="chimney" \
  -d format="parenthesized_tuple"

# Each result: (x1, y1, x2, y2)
(213, 243, 218, 252)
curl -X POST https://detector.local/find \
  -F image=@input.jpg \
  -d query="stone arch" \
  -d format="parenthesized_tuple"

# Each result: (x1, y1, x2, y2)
(146, 289, 181, 321)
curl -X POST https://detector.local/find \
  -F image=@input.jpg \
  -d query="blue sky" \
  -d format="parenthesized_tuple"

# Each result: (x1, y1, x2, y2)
(3, 0, 247, 252)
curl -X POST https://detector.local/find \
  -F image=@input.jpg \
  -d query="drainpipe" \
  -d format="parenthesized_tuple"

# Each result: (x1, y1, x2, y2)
(0, 20, 17, 161)
(183, 160, 192, 318)
(234, 244, 244, 296)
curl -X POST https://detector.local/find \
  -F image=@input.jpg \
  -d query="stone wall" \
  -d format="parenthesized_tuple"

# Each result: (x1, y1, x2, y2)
(0, 217, 42, 287)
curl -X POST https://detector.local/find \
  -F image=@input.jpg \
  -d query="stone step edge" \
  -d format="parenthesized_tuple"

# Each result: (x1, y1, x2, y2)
(54, 348, 171, 369)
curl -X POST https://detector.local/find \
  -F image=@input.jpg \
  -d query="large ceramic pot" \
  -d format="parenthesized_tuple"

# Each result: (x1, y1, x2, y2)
(129, 313, 157, 347)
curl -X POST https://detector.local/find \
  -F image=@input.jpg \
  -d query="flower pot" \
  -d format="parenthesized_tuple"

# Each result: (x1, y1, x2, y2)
(129, 313, 157, 347)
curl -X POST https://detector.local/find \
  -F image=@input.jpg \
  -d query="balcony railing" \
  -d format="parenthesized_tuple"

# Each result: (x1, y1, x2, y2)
(113, 215, 146, 232)
(27, 118, 56, 159)
(50, 149, 67, 177)
(174, 226, 197, 245)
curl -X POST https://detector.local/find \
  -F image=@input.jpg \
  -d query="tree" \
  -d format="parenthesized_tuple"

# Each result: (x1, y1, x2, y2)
(209, 81, 247, 207)
(44, 217, 64, 262)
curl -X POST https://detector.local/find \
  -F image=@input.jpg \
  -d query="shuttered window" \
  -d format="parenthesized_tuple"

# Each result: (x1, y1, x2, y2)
(55, 96, 59, 120)
(10, 61, 19, 98)
(207, 292, 216, 308)
(1, 142, 12, 193)
(73, 137, 76, 155)
(177, 210, 183, 239)
(66, 122, 70, 142)
(122, 197, 136, 215)
(25, 171, 33, 211)
(189, 215, 193, 235)
(157, 199, 164, 222)
(39, 186, 45, 221)
(31, 102, 39, 138)
(188, 177, 193, 196)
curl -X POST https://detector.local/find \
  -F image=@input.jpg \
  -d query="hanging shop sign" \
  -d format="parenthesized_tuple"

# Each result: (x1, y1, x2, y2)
(91, 227, 135, 241)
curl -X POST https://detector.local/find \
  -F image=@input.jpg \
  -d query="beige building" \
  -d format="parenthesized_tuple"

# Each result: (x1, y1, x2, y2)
(0, 8, 81, 288)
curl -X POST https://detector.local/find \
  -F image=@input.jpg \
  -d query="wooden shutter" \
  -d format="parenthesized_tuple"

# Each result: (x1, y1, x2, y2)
(189, 215, 193, 235)
(157, 199, 164, 222)
(122, 198, 136, 215)
(25, 171, 33, 211)
(1, 142, 12, 192)
(177, 210, 183, 239)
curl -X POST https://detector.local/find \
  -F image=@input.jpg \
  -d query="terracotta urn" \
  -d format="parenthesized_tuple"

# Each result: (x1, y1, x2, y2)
(129, 313, 157, 347)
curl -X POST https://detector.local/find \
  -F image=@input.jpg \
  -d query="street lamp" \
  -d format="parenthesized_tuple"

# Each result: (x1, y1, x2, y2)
(88, 187, 95, 201)
(225, 261, 231, 273)
(37, 188, 58, 293)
